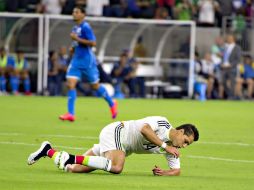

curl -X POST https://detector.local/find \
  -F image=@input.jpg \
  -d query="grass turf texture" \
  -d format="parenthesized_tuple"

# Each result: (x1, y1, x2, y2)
(0, 96, 253, 190)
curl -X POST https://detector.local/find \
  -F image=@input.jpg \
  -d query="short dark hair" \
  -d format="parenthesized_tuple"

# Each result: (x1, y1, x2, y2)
(74, 5, 86, 14)
(176, 124, 199, 141)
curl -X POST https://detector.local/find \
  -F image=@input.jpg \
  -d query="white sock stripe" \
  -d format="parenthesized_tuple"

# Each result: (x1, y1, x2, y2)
(104, 159, 109, 171)
(107, 160, 112, 172)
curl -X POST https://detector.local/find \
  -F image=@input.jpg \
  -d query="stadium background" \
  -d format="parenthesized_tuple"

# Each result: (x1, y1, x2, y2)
(0, 1, 254, 190)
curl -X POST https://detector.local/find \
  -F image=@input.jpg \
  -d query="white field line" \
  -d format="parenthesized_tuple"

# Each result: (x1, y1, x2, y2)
(0, 141, 87, 150)
(1, 132, 253, 147)
(187, 155, 254, 163)
(0, 140, 253, 164)
(0, 132, 98, 140)
(41, 134, 98, 140)
(199, 141, 254, 147)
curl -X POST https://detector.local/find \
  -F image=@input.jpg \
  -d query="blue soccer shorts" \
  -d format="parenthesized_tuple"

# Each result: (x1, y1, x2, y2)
(66, 61, 100, 84)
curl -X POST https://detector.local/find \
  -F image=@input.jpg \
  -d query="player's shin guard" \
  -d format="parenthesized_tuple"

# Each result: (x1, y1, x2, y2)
(67, 89, 76, 115)
(96, 85, 114, 107)
(77, 156, 112, 172)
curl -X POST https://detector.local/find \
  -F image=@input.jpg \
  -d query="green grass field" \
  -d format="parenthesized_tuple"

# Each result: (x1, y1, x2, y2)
(0, 96, 253, 190)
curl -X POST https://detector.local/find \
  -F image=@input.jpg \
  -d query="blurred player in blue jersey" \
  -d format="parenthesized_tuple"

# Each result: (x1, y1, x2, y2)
(13, 50, 31, 95)
(59, 6, 117, 122)
(0, 47, 15, 94)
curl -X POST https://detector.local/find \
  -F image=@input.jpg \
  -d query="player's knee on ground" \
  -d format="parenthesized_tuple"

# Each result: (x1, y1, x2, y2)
(110, 165, 123, 174)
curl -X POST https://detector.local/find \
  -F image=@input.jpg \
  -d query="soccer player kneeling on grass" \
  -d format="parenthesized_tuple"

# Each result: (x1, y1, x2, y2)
(28, 116, 199, 176)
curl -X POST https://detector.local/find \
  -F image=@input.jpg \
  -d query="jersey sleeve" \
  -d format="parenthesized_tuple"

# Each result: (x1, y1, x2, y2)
(164, 153, 180, 169)
(82, 23, 96, 41)
(136, 116, 171, 132)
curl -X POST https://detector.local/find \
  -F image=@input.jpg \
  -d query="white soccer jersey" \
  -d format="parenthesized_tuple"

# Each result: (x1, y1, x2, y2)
(121, 116, 180, 169)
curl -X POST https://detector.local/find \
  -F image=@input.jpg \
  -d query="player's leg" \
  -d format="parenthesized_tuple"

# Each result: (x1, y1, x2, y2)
(103, 150, 125, 174)
(246, 78, 253, 99)
(66, 148, 97, 173)
(27, 141, 60, 165)
(85, 65, 118, 119)
(234, 77, 244, 98)
(58, 149, 125, 174)
(22, 71, 31, 94)
(0, 69, 7, 93)
(59, 64, 80, 121)
(10, 69, 19, 94)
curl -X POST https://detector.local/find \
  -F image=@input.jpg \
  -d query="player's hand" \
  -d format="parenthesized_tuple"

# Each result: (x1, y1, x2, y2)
(152, 165, 164, 176)
(165, 146, 180, 158)
(70, 33, 78, 41)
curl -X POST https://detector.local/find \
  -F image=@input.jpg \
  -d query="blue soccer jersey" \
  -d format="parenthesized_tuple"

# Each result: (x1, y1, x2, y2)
(67, 20, 99, 83)
(71, 20, 96, 68)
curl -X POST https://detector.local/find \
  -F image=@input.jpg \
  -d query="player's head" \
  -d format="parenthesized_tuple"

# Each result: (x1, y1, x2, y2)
(72, 6, 85, 22)
(172, 124, 199, 148)
(226, 34, 235, 44)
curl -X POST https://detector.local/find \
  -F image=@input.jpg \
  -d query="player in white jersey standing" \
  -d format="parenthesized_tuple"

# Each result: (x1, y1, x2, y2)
(28, 116, 199, 176)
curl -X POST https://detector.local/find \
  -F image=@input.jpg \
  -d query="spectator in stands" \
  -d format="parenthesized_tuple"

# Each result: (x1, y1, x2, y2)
(85, 0, 109, 16)
(137, 0, 156, 19)
(156, 0, 175, 19)
(0, 0, 6, 12)
(37, 0, 66, 14)
(154, 6, 170, 19)
(61, 0, 76, 14)
(194, 51, 207, 101)
(200, 52, 215, 99)
(232, 0, 247, 14)
(22, 0, 39, 13)
(211, 36, 224, 66)
(212, 0, 232, 27)
(97, 59, 114, 84)
(235, 55, 254, 99)
(57, 46, 70, 95)
(197, 0, 220, 27)
(232, 8, 247, 49)
(75, 0, 87, 7)
(245, 0, 254, 17)
(13, 50, 31, 95)
(126, 0, 141, 18)
(5, 0, 31, 12)
(211, 36, 225, 99)
(111, 50, 135, 98)
(0, 47, 15, 94)
(178, 36, 190, 58)
(104, 0, 126, 17)
(127, 0, 156, 19)
(47, 51, 60, 96)
(220, 34, 242, 99)
(175, 0, 193, 20)
(133, 36, 147, 97)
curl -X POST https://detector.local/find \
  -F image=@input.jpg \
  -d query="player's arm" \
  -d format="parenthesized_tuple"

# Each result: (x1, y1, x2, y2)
(152, 165, 180, 176)
(140, 124, 180, 157)
(70, 33, 96, 47)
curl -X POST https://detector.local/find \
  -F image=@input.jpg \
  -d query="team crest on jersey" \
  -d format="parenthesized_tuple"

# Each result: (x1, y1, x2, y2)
(76, 27, 81, 36)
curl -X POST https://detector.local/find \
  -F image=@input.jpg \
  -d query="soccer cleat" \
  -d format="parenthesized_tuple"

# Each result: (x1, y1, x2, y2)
(27, 141, 52, 165)
(59, 113, 75, 122)
(110, 100, 118, 119)
(57, 151, 75, 171)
